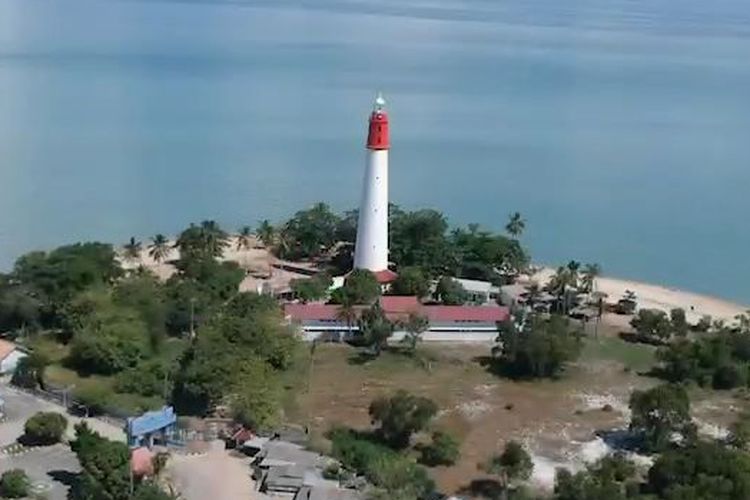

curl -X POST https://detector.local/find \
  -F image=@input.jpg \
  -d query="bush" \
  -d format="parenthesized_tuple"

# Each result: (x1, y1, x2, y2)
(420, 431, 460, 466)
(713, 363, 747, 390)
(73, 385, 112, 416)
(328, 427, 434, 496)
(0, 469, 30, 498)
(23, 412, 68, 446)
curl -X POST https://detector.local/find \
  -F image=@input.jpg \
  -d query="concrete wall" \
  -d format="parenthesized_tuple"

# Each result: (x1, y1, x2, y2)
(0, 350, 26, 374)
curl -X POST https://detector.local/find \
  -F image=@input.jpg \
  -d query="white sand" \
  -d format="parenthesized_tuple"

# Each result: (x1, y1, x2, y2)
(529, 268, 747, 324)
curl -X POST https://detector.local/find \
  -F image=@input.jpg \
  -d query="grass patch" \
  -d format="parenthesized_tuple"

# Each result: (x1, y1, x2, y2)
(28, 336, 70, 363)
(581, 336, 656, 372)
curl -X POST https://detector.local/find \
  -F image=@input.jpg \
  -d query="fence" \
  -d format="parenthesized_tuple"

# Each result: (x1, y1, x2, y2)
(9, 383, 128, 429)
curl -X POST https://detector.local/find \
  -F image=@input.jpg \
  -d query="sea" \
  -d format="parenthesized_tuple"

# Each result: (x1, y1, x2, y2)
(1, 0, 749, 303)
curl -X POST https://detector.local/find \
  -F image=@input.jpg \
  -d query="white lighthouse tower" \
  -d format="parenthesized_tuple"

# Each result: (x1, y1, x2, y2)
(353, 93, 394, 282)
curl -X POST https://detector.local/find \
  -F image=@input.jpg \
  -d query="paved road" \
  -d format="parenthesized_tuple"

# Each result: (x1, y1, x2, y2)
(0, 444, 80, 500)
(166, 450, 271, 500)
(0, 383, 126, 446)
(0, 383, 127, 500)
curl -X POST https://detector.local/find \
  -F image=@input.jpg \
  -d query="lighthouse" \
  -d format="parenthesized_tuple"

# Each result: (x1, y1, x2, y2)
(353, 93, 394, 282)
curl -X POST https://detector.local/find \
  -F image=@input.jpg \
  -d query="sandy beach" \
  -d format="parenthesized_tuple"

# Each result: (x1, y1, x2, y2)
(120, 238, 747, 326)
(529, 268, 747, 324)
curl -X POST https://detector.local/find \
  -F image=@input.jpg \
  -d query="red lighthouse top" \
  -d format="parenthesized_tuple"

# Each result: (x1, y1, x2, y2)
(366, 93, 389, 150)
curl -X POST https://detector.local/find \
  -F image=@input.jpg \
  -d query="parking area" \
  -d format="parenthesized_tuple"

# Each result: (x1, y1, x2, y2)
(0, 444, 80, 500)
(0, 383, 125, 445)
(0, 382, 126, 499)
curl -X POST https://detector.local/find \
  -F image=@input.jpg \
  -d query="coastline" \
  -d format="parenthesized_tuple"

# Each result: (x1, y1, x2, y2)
(528, 267, 747, 324)
(118, 237, 747, 326)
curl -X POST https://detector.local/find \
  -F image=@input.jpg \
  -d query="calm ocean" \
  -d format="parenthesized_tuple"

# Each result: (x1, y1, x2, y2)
(1, 0, 749, 302)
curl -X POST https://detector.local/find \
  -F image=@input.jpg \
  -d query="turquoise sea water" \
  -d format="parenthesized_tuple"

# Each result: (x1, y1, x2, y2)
(0, 0, 749, 303)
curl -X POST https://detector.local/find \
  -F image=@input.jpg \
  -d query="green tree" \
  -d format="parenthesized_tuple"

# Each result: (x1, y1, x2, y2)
(420, 431, 460, 466)
(70, 422, 131, 500)
(629, 383, 692, 452)
(290, 274, 332, 303)
(228, 357, 282, 430)
(341, 269, 381, 305)
(493, 314, 582, 379)
(647, 441, 750, 500)
(67, 296, 149, 375)
(13, 243, 122, 306)
(368, 390, 438, 449)
(486, 441, 534, 493)
(174, 221, 228, 261)
(554, 453, 638, 500)
(123, 237, 142, 264)
(11, 351, 49, 390)
(631, 309, 673, 344)
(236, 225, 253, 251)
(670, 308, 689, 337)
(730, 411, 750, 450)
(0, 284, 41, 332)
(148, 234, 171, 263)
(358, 302, 394, 356)
(132, 483, 178, 500)
(505, 212, 526, 238)
(0, 469, 30, 498)
(435, 277, 468, 305)
(23, 411, 68, 446)
(390, 267, 430, 298)
(256, 219, 275, 248)
(400, 313, 429, 355)
(277, 203, 340, 259)
(580, 263, 601, 294)
(390, 208, 456, 277)
(336, 294, 358, 339)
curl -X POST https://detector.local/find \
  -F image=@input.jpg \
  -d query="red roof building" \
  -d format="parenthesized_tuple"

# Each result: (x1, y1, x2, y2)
(284, 297, 509, 341)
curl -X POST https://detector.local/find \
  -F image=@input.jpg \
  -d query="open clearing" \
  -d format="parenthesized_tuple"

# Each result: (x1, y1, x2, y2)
(287, 330, 739, 495)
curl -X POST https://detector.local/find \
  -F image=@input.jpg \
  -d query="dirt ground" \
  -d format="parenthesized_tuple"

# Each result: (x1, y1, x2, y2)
(289, 328, 742, 496)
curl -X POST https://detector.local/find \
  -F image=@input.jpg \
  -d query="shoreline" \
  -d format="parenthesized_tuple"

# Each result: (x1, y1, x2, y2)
(528, 267, 747, 323)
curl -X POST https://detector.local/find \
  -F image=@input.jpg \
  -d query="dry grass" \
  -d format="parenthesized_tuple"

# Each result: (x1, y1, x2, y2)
(286, 340, 653, 494)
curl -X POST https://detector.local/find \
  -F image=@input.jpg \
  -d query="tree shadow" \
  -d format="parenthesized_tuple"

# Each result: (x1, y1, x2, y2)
(347, 350, 378, 365)
(48, 469, 79, 489)
(455, 478, 505, 499)
(595, 428, 643, 453)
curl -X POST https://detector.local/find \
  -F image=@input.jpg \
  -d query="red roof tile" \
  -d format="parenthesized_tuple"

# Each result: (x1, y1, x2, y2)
(373, 269, 398, 283)
(424, 305, 509, 323)
(284, 299, 509, 325)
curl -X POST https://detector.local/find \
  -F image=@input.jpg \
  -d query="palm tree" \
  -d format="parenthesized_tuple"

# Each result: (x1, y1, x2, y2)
(148, 234, 171, 263)
(581, 263, 601, 294)
(548, 265, 578, 315)
(505, 212, 526, 238)
(123, 237, 142, 264)
(524, 281, 542, 310)
(200, 220, 229, 257)
(336, 295, 358, 342)
(236, 225, 253, 251)
(257, 219, 275, 248)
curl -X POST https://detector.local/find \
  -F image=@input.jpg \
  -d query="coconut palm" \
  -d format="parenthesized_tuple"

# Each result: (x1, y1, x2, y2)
(200, 220, 229, 257)
(123, 237, 142, 263)
(236, 225, 253, 251)
(257, 219, 275, 248)
(524, 281, 542, 310)
(148, 234, 171, 263)
(581, 263, 601, 294)
(336, 294, 358, 341)
(505, 212, 526, 238)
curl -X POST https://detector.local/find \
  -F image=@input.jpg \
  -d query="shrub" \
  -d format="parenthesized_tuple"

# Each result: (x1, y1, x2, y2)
(23, 412, 68, 446)
(420, 431, 460, 466)
(0, 469, 30, 498)
(713, 364, 747, 390)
